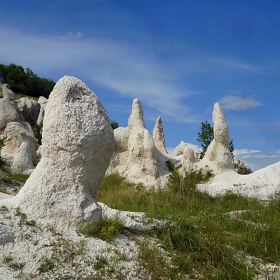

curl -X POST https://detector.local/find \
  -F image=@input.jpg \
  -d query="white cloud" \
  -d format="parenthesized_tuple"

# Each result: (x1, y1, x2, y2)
(212, 56, 260, 72)
(65, 31, 83, 38)
(0, 25, 198, 124)
(219, 95, 261, 111)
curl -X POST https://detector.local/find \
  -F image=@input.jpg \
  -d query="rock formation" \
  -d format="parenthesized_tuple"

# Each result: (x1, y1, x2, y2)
(153, 116, 168, 154)
(182, 146, 196, 172)
(0, 84, 16, 99)
(17, 98, 41, 126)
(107, 99, 158, 185)
(173, 141, 188, 156)
(0, 97, 23, 131)
(196, 103, 234, 173)
(234, 159, 252, 175)
(127, 99, 158, 182)
(36, 96, 48, 125)
(1, 122, 38, 173)
(10, 76, 115, 227)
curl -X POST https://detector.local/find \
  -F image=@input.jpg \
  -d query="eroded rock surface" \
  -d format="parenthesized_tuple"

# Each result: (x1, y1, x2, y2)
(182, 146, 196, 172)
(107, 99, 158, 185)
(1, 122, 38, 173)
(17, 98, 40, 126)
(173, 141, 188, 156)
(0, 224, 14, 246)
(0, 97, 23, 132)
(0, 84, 16, 99)
(36, 96, 48, 125)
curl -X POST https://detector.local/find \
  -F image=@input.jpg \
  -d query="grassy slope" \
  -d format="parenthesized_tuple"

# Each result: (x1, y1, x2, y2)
(97, 172, 280, 280)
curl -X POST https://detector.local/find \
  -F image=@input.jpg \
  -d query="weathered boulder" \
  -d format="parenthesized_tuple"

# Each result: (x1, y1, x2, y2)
(17, 98, 41, 126)
(11, 76, 115, 227)
(0, 97, 23, 131)
(182, 146, 196, 172)
(153, 116, 168, 154)
(198, 103, 234, 173)
(12, 141, 35, 174)
(0, 84, 16, 99)
(36, 96, 48, 125)
(173, 141, 188, 156)
(234, 159, 252, 175)
(1, 122, 38, 173)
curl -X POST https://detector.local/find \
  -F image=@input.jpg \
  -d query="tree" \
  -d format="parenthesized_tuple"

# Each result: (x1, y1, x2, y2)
(197, 121, 213, 159)
(0, 63, 55, 98)
(197, 121, 234, 159)
(111, 121, 119, 130)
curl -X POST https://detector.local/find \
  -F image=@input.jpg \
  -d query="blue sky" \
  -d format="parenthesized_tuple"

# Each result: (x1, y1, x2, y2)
(1, 0, 280, 171)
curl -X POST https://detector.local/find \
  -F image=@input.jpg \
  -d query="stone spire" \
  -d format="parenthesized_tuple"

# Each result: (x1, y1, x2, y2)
(153, 116, 168, 154)
(128, 99, 145, 129)
(203, 103, 234, 172)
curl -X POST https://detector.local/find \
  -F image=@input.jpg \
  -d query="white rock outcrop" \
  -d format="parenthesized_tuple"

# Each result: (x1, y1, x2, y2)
(153, 116, 168, 154)
(12, 142, 36, 174)
(234, 159, 252, 175)
(173, 141, 188, 156)
(0, 84, 16, 99)
(36, 96, 48, 125)
(107, 99, 158, 185)
(1, 122, 38, 173)
(17, 98, 41, 125)
(0, 97, 23, 132)
(198, 161, 280, 200)
(127, 99, 158, 183)
(182, 146, 196, 172)
(10, 76, 115, 227)
(196, 103, 234, 173)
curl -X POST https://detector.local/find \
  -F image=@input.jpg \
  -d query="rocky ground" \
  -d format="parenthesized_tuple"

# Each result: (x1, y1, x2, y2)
(0, 194, 168, 280)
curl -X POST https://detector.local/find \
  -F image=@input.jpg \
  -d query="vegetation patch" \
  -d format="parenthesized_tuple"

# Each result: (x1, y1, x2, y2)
(4, 173, 30, 183)
(97, 171, 280, 279)
(79, 216, 124, 242)
(3, 255, 25, 271)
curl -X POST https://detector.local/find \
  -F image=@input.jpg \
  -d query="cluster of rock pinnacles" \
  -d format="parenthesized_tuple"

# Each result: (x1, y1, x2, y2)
(0, 76, 236, 227)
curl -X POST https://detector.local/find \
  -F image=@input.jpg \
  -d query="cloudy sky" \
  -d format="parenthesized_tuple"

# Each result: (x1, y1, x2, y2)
(1, 0, 280, 171)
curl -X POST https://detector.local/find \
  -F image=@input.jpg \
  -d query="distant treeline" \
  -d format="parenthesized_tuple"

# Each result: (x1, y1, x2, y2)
(0, 63, 55, 98)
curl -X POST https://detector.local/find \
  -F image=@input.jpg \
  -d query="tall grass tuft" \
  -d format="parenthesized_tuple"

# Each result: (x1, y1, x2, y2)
(78, 216, 124, 242)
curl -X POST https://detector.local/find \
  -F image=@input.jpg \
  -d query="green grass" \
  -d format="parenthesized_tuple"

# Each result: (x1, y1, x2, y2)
(0, 186, 9, 194)
(4, 173, 30, 183)
(78, 216, 124, 242)
(3, 255, 25, 271)
(15, 207, 37, 227)
(97, 172, 280, 279)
